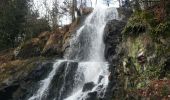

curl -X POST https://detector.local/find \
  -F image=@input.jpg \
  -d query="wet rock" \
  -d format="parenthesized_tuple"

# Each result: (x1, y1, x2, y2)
(98, 75, 104, 83)
(27, 62, 53, 81)
(86, 91, 98, 100)
(0, 84, 19, 100)
(82, 82, 95, 92)
(46, 61, 85, 100)
(104, 19, 126, 63)
(103, 19, 127, 100)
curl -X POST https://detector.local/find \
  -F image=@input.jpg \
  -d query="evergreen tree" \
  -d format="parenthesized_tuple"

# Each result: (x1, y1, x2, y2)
(0, 0, 29, 49)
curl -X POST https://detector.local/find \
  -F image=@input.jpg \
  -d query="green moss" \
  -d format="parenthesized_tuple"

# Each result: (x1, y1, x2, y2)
(151, 22, 170, 39)
(120, 7, 170, 99)
(122, 11, 157, 37)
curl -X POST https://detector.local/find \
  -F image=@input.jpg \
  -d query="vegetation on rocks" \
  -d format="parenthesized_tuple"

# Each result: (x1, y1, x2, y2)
(116, 1, 170, 99)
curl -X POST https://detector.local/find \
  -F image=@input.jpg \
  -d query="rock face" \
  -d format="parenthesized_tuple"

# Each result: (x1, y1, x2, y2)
(103, 19, 126, 99)
(86, 91, 98, 100)
(46, 61, 84, 100)
(108, 6, 170, 99)
(0, 58, 53, 100)
(41, 32, 63, 57)
(15, 30, 64, 59)
(104, 19, 126, 63)
(14, 20, 80, 59)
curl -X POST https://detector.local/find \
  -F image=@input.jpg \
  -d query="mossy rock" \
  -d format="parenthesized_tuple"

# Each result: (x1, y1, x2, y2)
(14, 32, 51, 59)
(0, 57, 46, 86)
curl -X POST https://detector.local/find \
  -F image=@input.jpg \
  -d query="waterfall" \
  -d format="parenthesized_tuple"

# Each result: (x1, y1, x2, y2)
(28, 6, 118, 100)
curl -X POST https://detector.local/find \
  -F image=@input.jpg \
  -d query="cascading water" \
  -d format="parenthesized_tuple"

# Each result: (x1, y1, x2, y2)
(27, 6, 118, 100)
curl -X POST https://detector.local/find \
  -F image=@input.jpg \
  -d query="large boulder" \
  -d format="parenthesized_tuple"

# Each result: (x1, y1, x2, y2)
(82, 82, 95, 92)
(86, 91, 98, 100)
(104, 19, 126, 62)
(103, 19, 126, 100)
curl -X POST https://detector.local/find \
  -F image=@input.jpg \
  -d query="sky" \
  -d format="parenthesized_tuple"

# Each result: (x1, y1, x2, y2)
(33, 0, 119, 25)
(33, 0, 119, 15)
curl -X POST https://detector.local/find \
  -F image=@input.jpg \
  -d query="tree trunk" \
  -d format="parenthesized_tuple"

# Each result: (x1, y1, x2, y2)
(72, 0, 77, 22)
(144, 0, 148, 9)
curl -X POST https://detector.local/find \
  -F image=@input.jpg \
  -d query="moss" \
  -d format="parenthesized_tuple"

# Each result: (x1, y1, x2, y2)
(122, 11, 157, 37)
(161, 85, 170, 96)
(119, 6, 170, 99)
(0, 57, 47, 84)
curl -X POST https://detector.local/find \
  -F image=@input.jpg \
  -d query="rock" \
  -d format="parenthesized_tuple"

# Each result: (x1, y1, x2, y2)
(46, 61, 85, 100)
(165, 57, 170, 71)
(98, 75, 104, 83)
(0, 84, 19, 100)
(0, 58, 53, 100)
(15, 30, 65, 58)
(15, 38, 44, 59)
(117, 7, 133, 21)
(38, 31, 51, 39)
(86, 91, 98, 100)
(80, 7, 93, 15)
(15, 32, 51, 59)
(82, 82, 95, 92)
(103, 19, 127, 100)
(27, 62, 53, 81)
(160, 57, 170, 78)
(104, 19, 126, 62)
(0, 49, 14, 65)
(41, 32, 63, 57)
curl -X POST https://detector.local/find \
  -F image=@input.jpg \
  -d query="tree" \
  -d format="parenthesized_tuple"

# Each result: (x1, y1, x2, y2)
(0, 0, 30, 49)
(0, 0, 50, 50)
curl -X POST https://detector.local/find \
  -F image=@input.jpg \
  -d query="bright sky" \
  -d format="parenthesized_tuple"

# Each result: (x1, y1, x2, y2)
(33, 0, 119, 15)
(33, 0, 119, 25)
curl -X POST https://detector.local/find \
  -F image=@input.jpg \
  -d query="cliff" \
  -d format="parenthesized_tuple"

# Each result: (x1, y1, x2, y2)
(104, 6, 170, 99)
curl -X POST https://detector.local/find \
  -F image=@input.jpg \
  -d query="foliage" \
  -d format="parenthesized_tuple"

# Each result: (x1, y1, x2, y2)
(0, 0, 29, 49)
(0, 0, 50, 51)
(122, 11, 154, 37)
(122, 8, 170, 40)
(150, 22, 170, 39)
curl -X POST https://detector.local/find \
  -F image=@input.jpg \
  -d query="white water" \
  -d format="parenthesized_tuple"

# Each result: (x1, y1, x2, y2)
(64, 7, 117, 100)
(28, 6, 118, 100)
(28, 60, 66, 100)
